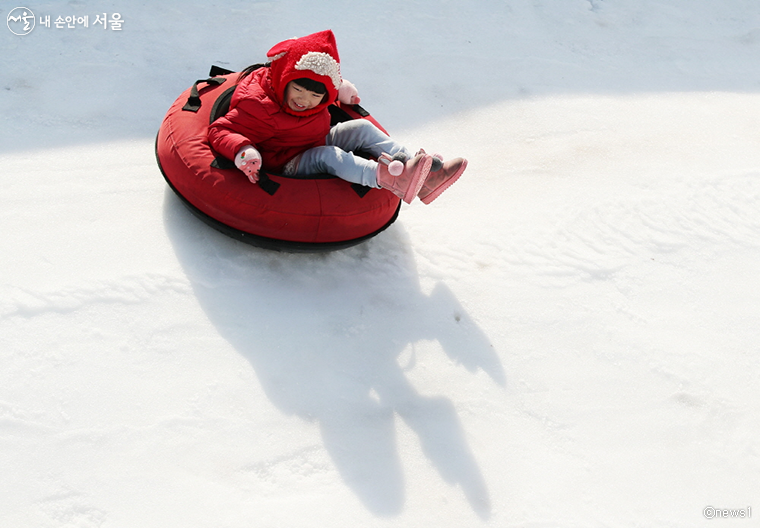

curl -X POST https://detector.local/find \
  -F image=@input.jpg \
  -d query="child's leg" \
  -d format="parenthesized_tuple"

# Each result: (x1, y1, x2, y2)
(295, 145, 433, 204)
(294, 121, 413, 187)
(294, 146, 380, 188)
(326, 120, 412, 161)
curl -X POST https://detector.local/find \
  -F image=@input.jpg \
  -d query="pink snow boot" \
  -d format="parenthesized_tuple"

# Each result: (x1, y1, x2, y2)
(377, 152, 433, 204)
(417, 156, 467, 204)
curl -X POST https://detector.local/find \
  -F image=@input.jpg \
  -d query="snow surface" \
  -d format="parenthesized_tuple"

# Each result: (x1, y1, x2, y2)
(2, 1, 760, 526)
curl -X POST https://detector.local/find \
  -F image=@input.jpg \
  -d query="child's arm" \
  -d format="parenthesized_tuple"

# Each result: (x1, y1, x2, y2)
(208, 112, 259, 162)
(338, 79, 361, 105)
(208, 104, 274, 163)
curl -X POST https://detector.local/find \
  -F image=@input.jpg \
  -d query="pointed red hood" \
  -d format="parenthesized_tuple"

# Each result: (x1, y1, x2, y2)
(263, 30, 341, 117)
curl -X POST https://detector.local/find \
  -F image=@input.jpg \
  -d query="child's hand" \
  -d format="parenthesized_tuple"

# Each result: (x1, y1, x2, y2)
(338, 79, 361, 105)
(235, 146, 262, 184)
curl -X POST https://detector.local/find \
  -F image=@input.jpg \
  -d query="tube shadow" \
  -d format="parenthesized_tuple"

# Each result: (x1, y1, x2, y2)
(162, 189, 506, 518)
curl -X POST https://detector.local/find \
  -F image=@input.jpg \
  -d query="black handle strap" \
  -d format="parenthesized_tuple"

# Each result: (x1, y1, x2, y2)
(182, 77, 227, 112)
(351, 184, 371, 197)
(209, 65, 234, 77)
(256, 172, 281, 196)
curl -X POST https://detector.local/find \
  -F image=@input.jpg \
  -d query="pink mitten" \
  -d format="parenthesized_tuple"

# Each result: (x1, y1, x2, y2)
(338, 79, 361, 105)
(235, 146, 262, 184)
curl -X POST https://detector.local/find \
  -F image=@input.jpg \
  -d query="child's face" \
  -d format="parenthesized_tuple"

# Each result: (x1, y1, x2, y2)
(284, 81, 324, 112)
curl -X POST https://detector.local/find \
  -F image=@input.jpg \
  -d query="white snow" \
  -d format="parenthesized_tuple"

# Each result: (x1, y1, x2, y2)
(2, 1, 759, 527)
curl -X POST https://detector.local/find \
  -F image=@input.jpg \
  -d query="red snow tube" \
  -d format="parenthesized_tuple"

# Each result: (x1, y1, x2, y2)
(156, 68, 401, 252)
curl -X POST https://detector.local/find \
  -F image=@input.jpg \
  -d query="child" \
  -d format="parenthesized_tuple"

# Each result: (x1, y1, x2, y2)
(208, 30, 466, 204)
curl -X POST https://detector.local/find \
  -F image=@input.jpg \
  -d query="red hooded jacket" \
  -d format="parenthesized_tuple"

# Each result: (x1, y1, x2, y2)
(207, 30, 342, 173)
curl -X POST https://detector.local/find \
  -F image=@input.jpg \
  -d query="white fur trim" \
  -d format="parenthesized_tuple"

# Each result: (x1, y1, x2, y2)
(294, 51, 341, 90)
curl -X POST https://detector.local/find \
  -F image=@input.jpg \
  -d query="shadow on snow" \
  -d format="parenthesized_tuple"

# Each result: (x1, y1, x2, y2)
(163, 189, 505, 518)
